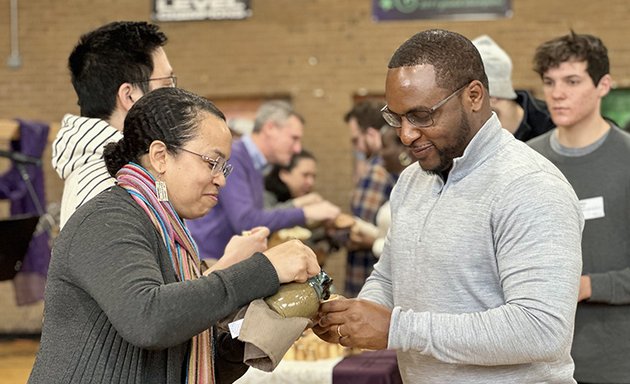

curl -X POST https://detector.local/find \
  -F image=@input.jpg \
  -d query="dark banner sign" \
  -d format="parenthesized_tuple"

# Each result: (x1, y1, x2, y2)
(153, 0, 252, 22)
(373, 0, 512, 21)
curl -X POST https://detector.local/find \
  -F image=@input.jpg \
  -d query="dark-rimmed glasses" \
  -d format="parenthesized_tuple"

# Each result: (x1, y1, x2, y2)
(179, 148, 233, 178)
(133, 75, 177, 88)
(381, 83, 469, 128)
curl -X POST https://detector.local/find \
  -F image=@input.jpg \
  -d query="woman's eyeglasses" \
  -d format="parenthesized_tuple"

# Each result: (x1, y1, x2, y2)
(179, 148, 233, 178)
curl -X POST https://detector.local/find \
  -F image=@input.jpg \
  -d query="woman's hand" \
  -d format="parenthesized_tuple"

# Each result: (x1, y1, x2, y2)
(205, 226, 270, 274)
(264, 239, 320, 283)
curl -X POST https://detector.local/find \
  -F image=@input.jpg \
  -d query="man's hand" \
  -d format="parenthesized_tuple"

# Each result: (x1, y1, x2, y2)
(313, 298, 391, 350)
(303, 201, 341, 227)
(345, 218, 378, 251)
(346, 229, 376, 251)
(292, 192, 323, 208)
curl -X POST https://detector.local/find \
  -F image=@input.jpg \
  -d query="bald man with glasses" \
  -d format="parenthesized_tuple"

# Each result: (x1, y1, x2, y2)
(314, 29, 584, 383)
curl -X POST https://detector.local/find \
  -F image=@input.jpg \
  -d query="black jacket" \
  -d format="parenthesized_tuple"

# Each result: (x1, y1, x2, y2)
(513, 90, 555, 142)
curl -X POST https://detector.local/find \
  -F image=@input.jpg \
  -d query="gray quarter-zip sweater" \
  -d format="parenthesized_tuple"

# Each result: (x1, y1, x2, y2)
(360, 114, 584, 383)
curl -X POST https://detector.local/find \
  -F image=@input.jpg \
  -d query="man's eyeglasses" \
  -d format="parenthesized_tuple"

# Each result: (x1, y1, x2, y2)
(133, 75, 177, 88)
(381, 83, 469, 128)
(179, 148, 233, 178)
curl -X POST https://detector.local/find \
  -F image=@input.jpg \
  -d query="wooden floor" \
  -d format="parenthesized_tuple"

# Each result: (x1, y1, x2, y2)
(0, 338, 38, 384)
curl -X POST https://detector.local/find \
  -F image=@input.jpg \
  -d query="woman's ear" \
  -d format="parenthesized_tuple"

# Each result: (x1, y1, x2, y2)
(147, 140, 169, 174)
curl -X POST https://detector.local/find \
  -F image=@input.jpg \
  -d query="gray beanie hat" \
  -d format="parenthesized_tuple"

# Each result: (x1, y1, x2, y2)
(472, 35, 517, 100)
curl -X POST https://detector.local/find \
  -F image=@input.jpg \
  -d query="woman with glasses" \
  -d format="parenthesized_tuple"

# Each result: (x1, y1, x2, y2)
(29, 88, 320, 384)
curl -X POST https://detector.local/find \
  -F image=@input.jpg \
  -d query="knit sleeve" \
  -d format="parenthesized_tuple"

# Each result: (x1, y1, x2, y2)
(387, 171, 584, 365)
(66, 194, 279, 350)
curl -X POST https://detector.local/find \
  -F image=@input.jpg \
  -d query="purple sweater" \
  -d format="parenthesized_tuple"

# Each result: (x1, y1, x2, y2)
(188, 139, 305, 259)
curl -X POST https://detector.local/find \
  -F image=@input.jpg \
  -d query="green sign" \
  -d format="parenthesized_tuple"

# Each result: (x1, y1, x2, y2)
(373, 0, 512, 21)
(602, 88, 630, 130)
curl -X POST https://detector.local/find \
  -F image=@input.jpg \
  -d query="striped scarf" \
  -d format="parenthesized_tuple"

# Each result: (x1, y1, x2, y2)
(116, 163, 214, 384)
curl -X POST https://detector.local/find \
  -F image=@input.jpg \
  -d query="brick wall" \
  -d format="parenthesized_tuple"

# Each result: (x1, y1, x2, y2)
(1, 0, 630, 210)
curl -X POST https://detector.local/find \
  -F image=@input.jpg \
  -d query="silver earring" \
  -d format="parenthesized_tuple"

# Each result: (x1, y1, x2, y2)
(156, 174, 169, 202)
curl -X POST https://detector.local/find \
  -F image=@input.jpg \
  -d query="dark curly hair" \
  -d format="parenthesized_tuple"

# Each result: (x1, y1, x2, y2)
(533, 31, 609, 86)
(388, 29, 488, 93)
(104, 87, 225, 177)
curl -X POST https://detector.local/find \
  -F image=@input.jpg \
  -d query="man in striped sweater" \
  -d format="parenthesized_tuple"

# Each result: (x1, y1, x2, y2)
(52, 21, 175, 228)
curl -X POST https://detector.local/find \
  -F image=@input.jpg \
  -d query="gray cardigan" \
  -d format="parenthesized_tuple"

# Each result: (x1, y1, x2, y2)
(29, 186, 280, 384)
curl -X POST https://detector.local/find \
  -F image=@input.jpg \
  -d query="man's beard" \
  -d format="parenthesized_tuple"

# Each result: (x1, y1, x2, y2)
(423, 110, 472, 176)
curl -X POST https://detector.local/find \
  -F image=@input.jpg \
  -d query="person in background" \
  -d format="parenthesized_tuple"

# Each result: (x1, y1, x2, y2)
(370, 126, 412, 258)
(528, 31, 630, 384)
(29, 88, 320, 384)
(343, 101, 396, 297)
(264, 149, 321, 209)
(264, 149, 346, 266)
(188, 100, 340, 260)
(472, 35, 555, 141)
(52, 21, 176, 228)
(345, 100, 386, 182)
(315, 29, 583, 383)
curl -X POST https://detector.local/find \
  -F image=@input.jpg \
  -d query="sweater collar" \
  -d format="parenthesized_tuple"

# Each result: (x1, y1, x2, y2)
(447, 113, 508, 183)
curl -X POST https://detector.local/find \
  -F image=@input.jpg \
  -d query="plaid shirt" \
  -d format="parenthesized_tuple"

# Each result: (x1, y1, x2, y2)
(346, 156, 396, 297)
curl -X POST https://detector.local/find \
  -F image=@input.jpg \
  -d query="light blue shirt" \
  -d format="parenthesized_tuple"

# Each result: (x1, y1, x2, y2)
(241, 134, 269, 174)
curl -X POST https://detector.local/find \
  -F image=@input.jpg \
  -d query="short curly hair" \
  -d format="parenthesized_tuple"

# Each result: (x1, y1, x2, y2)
(533, 31, 609, 86)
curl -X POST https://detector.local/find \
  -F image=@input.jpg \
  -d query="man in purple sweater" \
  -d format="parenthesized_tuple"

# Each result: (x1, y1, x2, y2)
(188, 100, 340, 260)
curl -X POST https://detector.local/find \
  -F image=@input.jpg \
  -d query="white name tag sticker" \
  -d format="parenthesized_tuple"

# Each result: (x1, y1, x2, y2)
(228, 319, 244, 339)
(580, 196, 605, 220)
